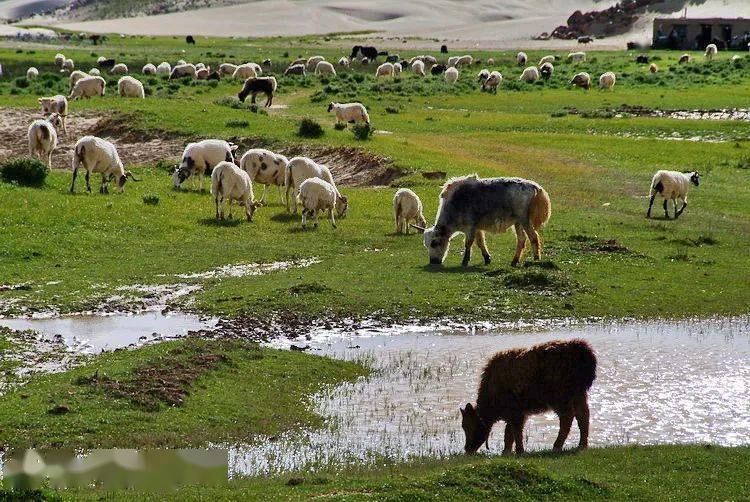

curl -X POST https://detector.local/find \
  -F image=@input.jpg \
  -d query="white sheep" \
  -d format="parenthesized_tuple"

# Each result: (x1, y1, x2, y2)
(598, 71, 616, 90)
(482, 70, 503, 92)
(477, 69, 490, 81)
(195, 62, 206, 71)
(487, 57, 495, 65)
(196, 68, 210, 80)
(306, 56, 325, 70)
(38, 95, 68, 135)
(567, 51, 587, 63)
(539, 62, 554, 80)
(68, 70, 88, 90)
(239, 148, 289, 205)
(118, 76, 145, 98)
(284, 156, 347, 215)
(393, 188, 426, 234)
(219, 63, 237, 76)
(142, 63, 157, 74)
(211, 161, 257, 221)
(170, 63, 197, 80)
(327, 102, 370, 127)
(732, 55, 742, 64)
(678, 53, 691, 64)
(176, 59, 187, 66)
(69, 76, 106, 100)
(649, 63, 659, 73)
(156, 62, 172, 75)
(54, 53, 65, 67)
(88, 68, 101, 76)
(376, 62, 394, 78)
(70, 136, 139, 193)
(393, 62, 402, 76)
(315, 60, 336, 76)
(232, 63, 257, 80)
(444, 66, 459, 84)
(27, 67, 38, 80)
(539, 55, 555, 66)
(705, 43, 718, 61)
(338, 56, 350, 67)
(456, 55, 473, 67)
(62, 59, 74, 71)
(517, 52, 528, 66)
(570, 71, 591, 89)
(519, 66, 539, 83)
(448, 56, 460, 67)
(173, 139, 238, 191)
(647, 170, 700, 219)
(412, 59, 426, 76)
(97, 56, 108, 65)
(110, 63, 128, 75)
(298, 177, 342, 229)
(28, 114, 62, 168)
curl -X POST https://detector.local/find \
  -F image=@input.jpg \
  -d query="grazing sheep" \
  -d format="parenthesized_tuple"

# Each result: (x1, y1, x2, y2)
(376, 62, 394, 78)
(62, 59, 74, 71)
(635, 54, 649, 64)
(567, 51, 587, 63)
(88, 68, 101, 76)
(211, 161, 257, 221)
(239, 148, 289, 205)
(232, 63, 258, 80)
(732, 55, 742, 64)
(284, 64, 306, 76)
(649, 63, 659, 73)
(456, 55, 473, 67)
(68, 70, 88, 90)
(28, 114, 62, 168)
(327, 102, 370, 127)
(306, 56, 326, 70)
(262, 59, 271, 67)
(176, 59, 187, 66)
(315, 60, 336, 76)
(477, 69, 490, 82)
(237, 76, 277, 107)
(393, 62, 402, 76)
(570, 72, 591, 89)
(38, 95, 68, 135)
(481, 70, 502, 92)
(97, 57, 116, 69)
(338, 56, 350, 67)
(219, 63, 238, 76)
(448, 55, 460, 67)
(69, 76, 106, 100)
(186, 35, 196, 45)
(156, 62, 171, 75)
(444, 66, 459, 84)
(360, 57, 370, 65)
(539, 55, 555, 66)
(539, 62, 554, 80)
(284, 156, 347, 216)
(27, 67, 38, 80)
(173, 139, 238, 191)
(487, 57, 495, 65)
(291, 57, 307, 66)
(412, 59, 426, 76)
(110, 63, 128, 75)
(598, 71, 616, 90)
(519, 66, 539, 83)
(678, 53, 691, 64)
(169, 63, 197, 80)
(54, 53, 65, 67)
(431, 63, 447, 75)
(195, 62, 206, 71)
(70, 136, 139, 193)
(419, 174, 551, 267)
(705, 43, 718, 60)
(647, 170, 700, 219)
(117, 76, 145, 98)
(461, 339, 596, 455)
(393, 188, 426, 234)
(196, 68, 210, 79)
(298, 177, 342, 229)
(386, 54, 399, 63)
(517, 52, 528, 66)
(142, 63, 157, 74)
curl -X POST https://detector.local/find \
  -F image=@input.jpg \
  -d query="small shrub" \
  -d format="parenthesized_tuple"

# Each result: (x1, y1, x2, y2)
(0, 157, 48, 187)
(226, 119, 250, 128)
(333, 122, 346, 130)
(154, 159, 177, 173)
(298, 118, 324, 138)
(385, 106, 399, 114)
(142, 194, 160, 205)
(13, 77, 29, 89)
(352, 122, 373, 141)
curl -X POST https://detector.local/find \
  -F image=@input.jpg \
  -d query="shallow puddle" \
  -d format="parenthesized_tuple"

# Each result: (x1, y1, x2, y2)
(231, 317, 750, 476)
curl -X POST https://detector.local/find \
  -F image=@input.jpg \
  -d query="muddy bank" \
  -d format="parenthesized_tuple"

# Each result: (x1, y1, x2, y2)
(566, 105, 750, 122)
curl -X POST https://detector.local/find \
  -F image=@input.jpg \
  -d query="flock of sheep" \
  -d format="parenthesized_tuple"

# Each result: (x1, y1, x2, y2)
(20, 44, 705, 268)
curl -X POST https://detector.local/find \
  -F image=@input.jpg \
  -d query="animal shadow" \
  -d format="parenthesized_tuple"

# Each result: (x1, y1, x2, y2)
(198, 217, 243, 227)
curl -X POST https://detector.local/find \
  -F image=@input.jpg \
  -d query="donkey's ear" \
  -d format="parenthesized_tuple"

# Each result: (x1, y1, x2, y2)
(459, 406, 466, 416)
(465, 403, 474, 412)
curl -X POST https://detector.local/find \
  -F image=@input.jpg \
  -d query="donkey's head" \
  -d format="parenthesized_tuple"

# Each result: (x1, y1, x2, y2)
(460, 403, 490, 454)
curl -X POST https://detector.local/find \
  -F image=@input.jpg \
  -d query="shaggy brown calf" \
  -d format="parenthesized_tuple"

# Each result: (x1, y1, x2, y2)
(460, 339, 596, 455)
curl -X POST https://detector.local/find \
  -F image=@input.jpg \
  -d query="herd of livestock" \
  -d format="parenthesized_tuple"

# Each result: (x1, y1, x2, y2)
(19, 43, 705, 268)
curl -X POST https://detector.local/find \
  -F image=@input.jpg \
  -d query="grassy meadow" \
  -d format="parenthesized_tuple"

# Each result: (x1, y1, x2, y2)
(0, 32, 749, 499)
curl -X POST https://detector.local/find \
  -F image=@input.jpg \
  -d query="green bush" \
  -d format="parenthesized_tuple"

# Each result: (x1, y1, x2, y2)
(333, 122, 347, 130)
(0, 157, 48, 187)
(298, 118, 324, 138)
(352, 123, 373, 141)
(142, 194, 160, 205)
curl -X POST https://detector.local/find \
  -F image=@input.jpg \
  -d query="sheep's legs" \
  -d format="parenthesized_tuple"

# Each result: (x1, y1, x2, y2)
(215, 197, 221, 220)
(646, 193, 656, 218)
(476, 230, 491, 265)
(329, 209, 337, 229)
(69, 167, 78, 193)
(574, 394, 590, 449)
(227, 198, 233, 219)
(301, 209, 308, 229)
(266, 92, 273, 107)
(512, 416, 526, 455)
(46, 152, 52, 169)
(395, 216, 401, 234)
(511, 223, 527, 266)
(663, 199, 669, 219)
(553, 408, 574, 452)
(502, 423, 515, 456)
(245, 197, 254, 222)
(524, 224, 542, 261)
(462, 230, 475, 267)
(85, 171, 91, 193)
(313, 210, 319, 228)
(260, 185, 268, 206)
(676, 197, 688, 218)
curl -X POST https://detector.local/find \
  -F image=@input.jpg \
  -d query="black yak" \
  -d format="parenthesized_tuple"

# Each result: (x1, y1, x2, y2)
(461, 339, 596, 455)
(238, 77, 277, 107)
(186, 35, 196, 45)
(350, 45, 386, 61)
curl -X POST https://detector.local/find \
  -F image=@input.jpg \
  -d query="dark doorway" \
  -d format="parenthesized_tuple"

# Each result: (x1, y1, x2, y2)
(700, 24, 713, 47)
(721, 24, 732, 42)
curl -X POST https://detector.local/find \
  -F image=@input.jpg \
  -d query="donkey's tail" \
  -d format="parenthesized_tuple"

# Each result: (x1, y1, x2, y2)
(529, 186, 551, 230)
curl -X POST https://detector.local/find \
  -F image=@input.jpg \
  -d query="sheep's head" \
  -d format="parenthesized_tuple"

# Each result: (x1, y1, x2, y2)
(47, 113, 63, 131)
(335, 195, 348, 217)
(172, 165, 190, 187)
(118, 171, 140, 190)
(690, 172, 701, 186)
(327, 102, 334, 112)
(460, 403, 490, 454)
(423, 225, 451, 265)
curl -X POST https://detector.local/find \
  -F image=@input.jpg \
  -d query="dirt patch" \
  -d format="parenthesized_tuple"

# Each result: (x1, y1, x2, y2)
(74, 338, 255, 411)
(231, 136, 404, 187)
(568, 235, 634, 254)
(567, 105, 750, 122)
(0, 108, 187, 171)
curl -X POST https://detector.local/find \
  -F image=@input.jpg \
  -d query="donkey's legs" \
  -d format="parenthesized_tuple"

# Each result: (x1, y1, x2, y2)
(524, 223, 542, 261)
(476, 230, 491, 265)
(511, 223, 527, 266)
(462, 229, 476, 267)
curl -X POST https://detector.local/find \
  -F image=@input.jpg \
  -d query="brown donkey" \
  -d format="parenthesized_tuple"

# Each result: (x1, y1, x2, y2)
(460, 339, 596, 455)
